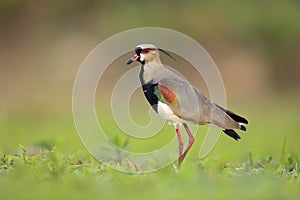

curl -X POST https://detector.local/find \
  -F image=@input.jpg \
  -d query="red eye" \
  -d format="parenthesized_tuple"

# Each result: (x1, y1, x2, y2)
(142, 48, 150, 54)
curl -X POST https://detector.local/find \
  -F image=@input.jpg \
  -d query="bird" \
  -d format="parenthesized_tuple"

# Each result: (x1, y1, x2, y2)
(126, 44, 248, 167)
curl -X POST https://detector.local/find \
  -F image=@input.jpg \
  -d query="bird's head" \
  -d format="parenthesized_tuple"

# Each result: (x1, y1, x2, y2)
(127, 44, 160, 65)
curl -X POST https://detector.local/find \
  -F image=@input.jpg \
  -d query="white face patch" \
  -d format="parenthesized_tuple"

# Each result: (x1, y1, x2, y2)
(140, 54, 145, 62)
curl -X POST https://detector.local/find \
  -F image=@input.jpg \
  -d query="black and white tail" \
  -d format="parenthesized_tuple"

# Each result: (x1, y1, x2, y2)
(218, 105, 248, 141)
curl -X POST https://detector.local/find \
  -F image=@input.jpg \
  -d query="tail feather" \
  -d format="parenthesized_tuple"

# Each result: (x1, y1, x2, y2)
(223, 129, 241, 141)
(215, 105, 247, 141)
(216, 105, 248, 124)
(240, 125, 246, 131)
(226, 111, 248, 124)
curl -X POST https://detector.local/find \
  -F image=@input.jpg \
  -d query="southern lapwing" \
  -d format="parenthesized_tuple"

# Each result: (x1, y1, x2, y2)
(127, 44, 248, 167)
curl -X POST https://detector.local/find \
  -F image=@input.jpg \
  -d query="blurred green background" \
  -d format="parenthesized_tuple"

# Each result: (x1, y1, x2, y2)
(0, 1, 299, 199)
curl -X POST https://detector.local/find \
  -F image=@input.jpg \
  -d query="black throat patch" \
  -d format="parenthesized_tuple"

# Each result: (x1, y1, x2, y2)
(141, 82, 159, 113)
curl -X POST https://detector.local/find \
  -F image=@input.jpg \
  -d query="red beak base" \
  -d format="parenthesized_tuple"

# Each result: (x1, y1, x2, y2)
(126, 54, 140, 65)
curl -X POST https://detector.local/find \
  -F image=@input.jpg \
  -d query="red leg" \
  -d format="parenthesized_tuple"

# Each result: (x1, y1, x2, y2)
(175, 125, 183, 163)
(178, 123, 195, 165)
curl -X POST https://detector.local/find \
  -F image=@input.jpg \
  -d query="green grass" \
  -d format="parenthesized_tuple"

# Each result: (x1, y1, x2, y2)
(0, 145, 299, 200)
(0, 100, 299, 200)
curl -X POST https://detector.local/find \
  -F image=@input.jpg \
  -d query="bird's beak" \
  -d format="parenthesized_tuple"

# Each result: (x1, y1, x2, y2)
(126, 54, 140, 65)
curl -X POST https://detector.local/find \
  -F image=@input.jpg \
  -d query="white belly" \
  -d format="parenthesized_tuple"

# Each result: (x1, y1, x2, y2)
(157, 101, 182, 125)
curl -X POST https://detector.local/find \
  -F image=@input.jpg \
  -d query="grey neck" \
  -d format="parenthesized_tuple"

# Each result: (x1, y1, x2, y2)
(139, 63, 165, 84)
